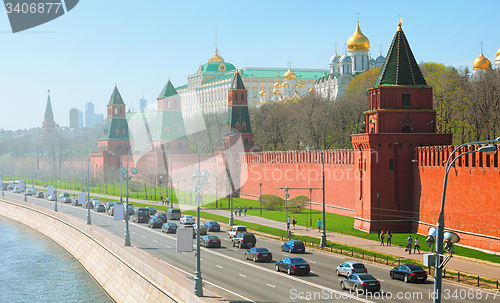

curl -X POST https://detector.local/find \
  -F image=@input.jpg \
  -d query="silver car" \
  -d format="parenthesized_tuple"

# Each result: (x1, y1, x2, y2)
(336, 262, 368, 277)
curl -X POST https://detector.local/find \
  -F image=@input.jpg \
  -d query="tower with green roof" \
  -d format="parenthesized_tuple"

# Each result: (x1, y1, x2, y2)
(97, 85, 131, 154)
(351, 21, 452, 233)
(223, 71, 259, 152)
(41, 90, 57, 137)
(152, 79, 191, 153)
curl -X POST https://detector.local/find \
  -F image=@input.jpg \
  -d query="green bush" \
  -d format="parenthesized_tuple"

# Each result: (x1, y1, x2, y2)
(288, 195, 309, 213)
(259, 194, 284, 210)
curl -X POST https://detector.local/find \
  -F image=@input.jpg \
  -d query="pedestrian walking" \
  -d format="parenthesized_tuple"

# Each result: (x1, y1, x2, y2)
(286, 216, 291, 230)
(317, 219, 322, 232)
(406, 235, 413, 254)
(380, 230, 385, 245)
(238, 206, 242, 216)
(292, 216, 296, 229)
(243, 206, 247, 216)
(387, 230, 392, 246)
(161, 196, 164, 206)
(414, 237, 420, 254)
(166, 197, 169, 206)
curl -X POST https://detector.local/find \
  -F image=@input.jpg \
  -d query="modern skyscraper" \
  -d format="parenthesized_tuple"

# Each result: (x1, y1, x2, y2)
(139, 97, 147, 111)
(69, 108, 83, 129)
(85, 102, 95, 128)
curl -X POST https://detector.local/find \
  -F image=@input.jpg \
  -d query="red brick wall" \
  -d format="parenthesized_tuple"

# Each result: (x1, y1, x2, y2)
(414, 145, 500, 252)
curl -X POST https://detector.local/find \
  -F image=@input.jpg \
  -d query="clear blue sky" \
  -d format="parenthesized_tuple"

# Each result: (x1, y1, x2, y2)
(0, 0, 498, 131)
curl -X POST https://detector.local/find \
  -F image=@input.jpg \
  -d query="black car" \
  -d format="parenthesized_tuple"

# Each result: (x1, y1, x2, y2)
(204, 221, 220, 232)
(94, 204, 106, 212)
(281, 240, 305, 253)
(35, 192, 45, 198)
(200, 235, 221, 248)
(275, 257, 310, 275)
(245, 247, 272, 262)
(161, 222, 178, 234)
(341, 274, 381, 294)
(154, 212, 168, 223)
(148, 217, 163, 229)
(390, 264, 427, 283)
(232, 232, 256, 249)
(146, 206, 157, 216)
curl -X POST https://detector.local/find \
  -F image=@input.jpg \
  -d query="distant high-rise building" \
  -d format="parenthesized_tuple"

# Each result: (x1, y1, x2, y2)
(85, 102, 95, 128)
(69, 108, 83, 129)
(139, 97, 147, 111)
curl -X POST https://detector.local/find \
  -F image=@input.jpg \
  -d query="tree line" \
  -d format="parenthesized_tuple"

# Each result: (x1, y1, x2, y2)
(251, 63, 500, 151)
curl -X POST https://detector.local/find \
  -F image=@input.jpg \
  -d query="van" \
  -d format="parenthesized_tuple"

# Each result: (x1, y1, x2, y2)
(132, 208, 150, 223)
(228, 226, 247, 238)
(166, 208, 181, 220)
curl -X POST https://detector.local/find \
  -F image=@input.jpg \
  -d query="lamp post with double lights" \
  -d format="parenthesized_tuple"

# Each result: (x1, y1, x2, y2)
(300, 142, 326, 247)
(431, 139, 498, 303)
(121, 149, 138, 247)
(86, 153, 91, 225)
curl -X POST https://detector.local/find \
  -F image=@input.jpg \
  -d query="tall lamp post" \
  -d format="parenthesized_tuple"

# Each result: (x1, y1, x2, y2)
(121, 149, 138, 247)
(432, 140, 498, 303)
(54, 156, 58, 211)
(259, 182, 262, 216)
(300, 142, 327, 247)
(86, 153, 91, 225)
(24, 157, 27, 202)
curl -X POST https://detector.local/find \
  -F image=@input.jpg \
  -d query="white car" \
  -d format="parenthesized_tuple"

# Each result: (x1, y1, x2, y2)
(90, 198, 101, 207)
(180, 215, 195, 225)
(46, 194, 56, 201)
(13, 187, 22, 193)
(26, 188, 37, 196)
(228, 226, 247, 239)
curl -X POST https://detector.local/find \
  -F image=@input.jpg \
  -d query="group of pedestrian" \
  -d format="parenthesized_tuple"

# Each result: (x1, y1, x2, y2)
(406, 235, 420, 254)
(160, 196, 170, 206)
(235, 206, 247, 216)
(286, 216, 298, 230)
(379, 230, 392, 246)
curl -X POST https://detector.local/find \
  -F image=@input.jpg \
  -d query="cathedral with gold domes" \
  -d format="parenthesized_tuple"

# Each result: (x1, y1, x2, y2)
(314, 21, 385, 100)
(472, 42, 500, 79)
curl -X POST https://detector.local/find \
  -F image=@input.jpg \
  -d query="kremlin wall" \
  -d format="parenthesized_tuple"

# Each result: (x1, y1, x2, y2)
(27, 22, 500, 254)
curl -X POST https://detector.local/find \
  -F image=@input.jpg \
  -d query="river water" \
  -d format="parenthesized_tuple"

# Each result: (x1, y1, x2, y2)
(0, 216, 113, 303)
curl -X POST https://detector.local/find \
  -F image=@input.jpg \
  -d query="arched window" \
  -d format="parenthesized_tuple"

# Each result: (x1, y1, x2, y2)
(235, 94, 238, 102)
(119, 107, 123, 115)
(178, 126, 182, 132)
(402, 126, 413, 133)
(244, 139, 249, 146)
(174, 100, 178, 108)
(389, 158, 394, 171)
(235, 123, 240, 130)
(165, 126, 170, 132)
(122, 129, 126, 135)
(115, 108, 118, 115)
(242, 122, 246, 131)
(115, 129, 119, 135)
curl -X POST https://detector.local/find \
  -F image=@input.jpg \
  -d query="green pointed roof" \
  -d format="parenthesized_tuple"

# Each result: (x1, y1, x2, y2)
(230, 71, 245, 90)
(44, 91, 54, 120)
(375, 23, 427, 86)
(158, 79, 178, 98)
(108, 85, 125, 105)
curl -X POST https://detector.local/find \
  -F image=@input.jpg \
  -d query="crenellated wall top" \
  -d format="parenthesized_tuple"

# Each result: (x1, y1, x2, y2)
(415, 144, 500, 169)
(242, 149, 354, 165)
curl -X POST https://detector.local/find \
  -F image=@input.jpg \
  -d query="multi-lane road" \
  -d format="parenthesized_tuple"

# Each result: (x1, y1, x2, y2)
(4, 191, 499, 302)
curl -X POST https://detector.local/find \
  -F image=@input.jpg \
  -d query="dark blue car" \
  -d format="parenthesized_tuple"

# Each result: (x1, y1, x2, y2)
(281, 240, 305, 253)
(204, 221, 220, 232)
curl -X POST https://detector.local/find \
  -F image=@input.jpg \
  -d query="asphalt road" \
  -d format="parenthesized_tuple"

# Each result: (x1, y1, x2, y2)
(5, 191, 500, 303)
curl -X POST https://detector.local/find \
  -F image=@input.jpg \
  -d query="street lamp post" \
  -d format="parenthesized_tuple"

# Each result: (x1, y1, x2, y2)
(24, 157, 27, 202)
(87, 154, 91, 225)
(121, 150, 138, 247)
(377, 193, 380, 234)
(259, 182, 262, 216)
(300, 142, 327, 247)
(432, 140, 498, 303)
(54, 157, 58, 211)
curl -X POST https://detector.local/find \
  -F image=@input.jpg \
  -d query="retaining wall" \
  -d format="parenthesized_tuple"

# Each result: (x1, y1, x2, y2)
(0, 197, 223, 303)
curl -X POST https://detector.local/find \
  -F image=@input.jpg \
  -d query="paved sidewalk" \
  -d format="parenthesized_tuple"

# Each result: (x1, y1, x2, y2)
(40, 187, 500, 280)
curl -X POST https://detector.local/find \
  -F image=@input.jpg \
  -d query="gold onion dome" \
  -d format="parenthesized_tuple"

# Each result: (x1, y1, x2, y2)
(308, 87, 315, 94)
(347, 21, 370, 51)
(273, 88, 280, 95)
(208, 49, 225, 63)
(259, 89, 266, 96)
(496, 47, 500, 61)
(282, 81, 289, 87)
(473, 52, 491, 70)
(284, 66, 297, 80)
(274, 81, 282, 88)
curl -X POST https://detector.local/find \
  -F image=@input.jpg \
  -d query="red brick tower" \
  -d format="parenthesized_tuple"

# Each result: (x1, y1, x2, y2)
(40, 90, 57, 137)
(351, 22, 452, 233)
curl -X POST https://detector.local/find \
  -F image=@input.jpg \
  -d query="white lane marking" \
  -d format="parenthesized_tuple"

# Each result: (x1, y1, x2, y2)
(154, 240, 158, 243)
(266, 284, 275, 288)
(239, 274, 246, 278)
(309, 261, 316, 263)
(115, 224, 118, 227)
(166, 245, 171, 248)
(216, 265, 223, 269)
(156, 259, 255, 303)
(142, 235, 145, 238)
(205, 249, 374, 303)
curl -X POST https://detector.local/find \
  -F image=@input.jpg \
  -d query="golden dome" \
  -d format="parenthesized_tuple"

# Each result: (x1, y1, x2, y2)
(282, 81, 289, 87)
(308, 87, 316, 94)
(208, 49, 225, 63)
(347, 21, 370, 51)
(284, 66, 296, 80)
(496, 47, 500, 61)
(473, 53, 491, 70)
(259, 89, 266, 97)
(274, 81, 282, 88)
(299, 83, 305, 87)
(273, 88, 280, 95)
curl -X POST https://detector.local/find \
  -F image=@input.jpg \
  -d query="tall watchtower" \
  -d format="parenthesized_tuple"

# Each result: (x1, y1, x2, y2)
(351, 21, 452, 233)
